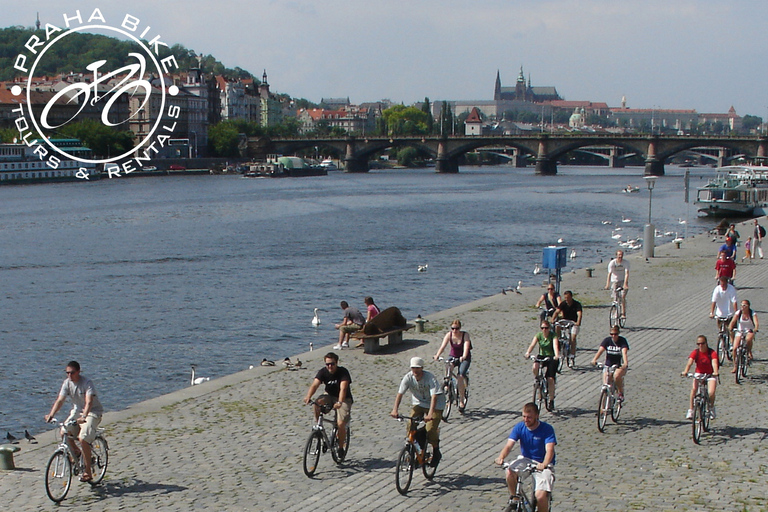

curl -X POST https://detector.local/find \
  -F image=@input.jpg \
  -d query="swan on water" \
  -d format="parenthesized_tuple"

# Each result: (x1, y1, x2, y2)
(417, 264, 428, 272)
(569, 249, 576, 260)
(190, 364, 210, 386)
(311, 308, 321, 326)
(533, 263, 541, 275)
(621, 216, 631, 223)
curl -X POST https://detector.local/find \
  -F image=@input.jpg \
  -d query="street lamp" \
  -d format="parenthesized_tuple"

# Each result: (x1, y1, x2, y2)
(643, 175, 657, 258)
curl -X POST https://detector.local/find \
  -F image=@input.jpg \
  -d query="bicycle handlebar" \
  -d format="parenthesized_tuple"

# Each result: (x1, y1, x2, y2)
(529, 355, 554, 362)
(395, 414, 424, 423)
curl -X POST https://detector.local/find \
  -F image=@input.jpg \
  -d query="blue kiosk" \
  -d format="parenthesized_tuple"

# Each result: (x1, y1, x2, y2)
(542, 246, 567, 294)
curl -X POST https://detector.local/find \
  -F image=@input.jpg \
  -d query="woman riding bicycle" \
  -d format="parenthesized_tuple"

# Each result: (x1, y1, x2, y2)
(535, 285, 561, 322)
(729, 300, 759, 373)
(591, 326, 629, 402)
(525, 320, 560, 411)
(433, 319, 472, 412)
(681, 335, 719, 419)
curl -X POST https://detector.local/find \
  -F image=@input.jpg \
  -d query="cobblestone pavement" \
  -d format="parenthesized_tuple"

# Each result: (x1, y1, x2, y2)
(2, 220, 767, 511)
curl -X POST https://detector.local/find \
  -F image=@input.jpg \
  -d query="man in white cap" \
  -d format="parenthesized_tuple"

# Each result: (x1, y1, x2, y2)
(390, 356, 445, 467)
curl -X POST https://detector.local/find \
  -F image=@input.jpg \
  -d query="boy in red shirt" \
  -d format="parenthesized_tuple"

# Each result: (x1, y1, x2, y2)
(715, 251, 736, 283)
(681, 335, 719, 420)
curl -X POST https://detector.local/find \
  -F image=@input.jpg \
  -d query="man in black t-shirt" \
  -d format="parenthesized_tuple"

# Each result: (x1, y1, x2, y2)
(303, 352, 353, 456)
(553, 290, 583, 368)
(591, 326, 629, 402)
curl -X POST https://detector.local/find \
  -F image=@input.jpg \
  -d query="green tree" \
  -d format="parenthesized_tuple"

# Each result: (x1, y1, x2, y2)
(421, 97, 434, 134)
(57, 120, 134, 158)
(208, 121, 241, 157)
(439, 101, 454, 136)
(742, 114, 762, 132)
(382, 105, 430, 136)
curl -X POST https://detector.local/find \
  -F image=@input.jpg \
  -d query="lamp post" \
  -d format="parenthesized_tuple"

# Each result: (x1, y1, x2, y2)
(643, 176, 657, 258)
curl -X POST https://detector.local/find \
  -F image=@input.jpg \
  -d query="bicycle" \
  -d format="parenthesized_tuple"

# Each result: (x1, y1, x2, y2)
(554, 319, 574, 371)
(685, 373, 712, 444)
(44, 418, 109, 503)
(595, 363, 622, 432)
(538, 306, 556, 323)
(438, 356, 469, 421)
(530, 356, 554, 412)
(500, 456, 552, 512)
(302, 397, 351, 477)
(715, 316, 733, 365)
(608, 286, 626, 328)
(734, 328, 752, 384)
(393, 415, 437, 495)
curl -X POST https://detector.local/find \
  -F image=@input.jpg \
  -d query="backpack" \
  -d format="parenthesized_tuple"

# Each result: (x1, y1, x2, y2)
(759, 225, 766, 238)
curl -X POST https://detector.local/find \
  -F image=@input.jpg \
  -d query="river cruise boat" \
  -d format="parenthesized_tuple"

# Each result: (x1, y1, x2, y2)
(695, 165, 768, 217)
(0, 139, 99, 184)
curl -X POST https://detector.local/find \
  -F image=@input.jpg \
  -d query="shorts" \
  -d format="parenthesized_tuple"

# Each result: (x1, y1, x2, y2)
(339, 323, 362, 335)
(410, 405, 442, 445)
(537, 358, 558, 380)
(532, 467, 555, 493)
(449, 357, 471, 378)
(610, 282, 627, 302)
(65, 413, 102, 444)
(336, 399, 352, 424)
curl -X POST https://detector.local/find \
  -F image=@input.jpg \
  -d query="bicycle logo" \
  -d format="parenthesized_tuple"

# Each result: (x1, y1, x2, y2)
(11, 10, 179, 174)
(40, 53, 152, 130)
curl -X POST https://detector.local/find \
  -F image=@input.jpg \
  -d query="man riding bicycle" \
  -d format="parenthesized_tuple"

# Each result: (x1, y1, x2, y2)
(681, 335, 719, 419)
(553, 290, 582, 368)
(605, 249, 629, 319)
(494, 402, 557, 512)
(390, 357, 445, 467)
(525, 320, 560, 410)
(44, 361, 104, 483)
(710, 275, 738, 348)
(303, 352, 353, 458)
(591, 326, 629, 402)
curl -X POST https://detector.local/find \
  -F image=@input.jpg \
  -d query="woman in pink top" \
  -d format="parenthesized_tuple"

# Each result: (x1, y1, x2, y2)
(356, 296, 381, 347)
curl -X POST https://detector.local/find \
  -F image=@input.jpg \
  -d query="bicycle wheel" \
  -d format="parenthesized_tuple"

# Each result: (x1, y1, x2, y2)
(45, 450, 73, 503)
(702, 399, 711, 432)
(717, 333, 727, 365)
(611, 394, 622, 422)
(422, 443, 437, 480)
(692, 402, 703, 444)
(532, 381, 544, 412)
(443, 382, 454, 421)
(609, 304, 619, 328)
(543, 380, 553, 412)
(735, 350, 744, 384)
(463, 377, 470, 410)
(395, 445, 414, 495)
(330, 424, 351, 463)
(302, 431, 322, 477)
(556, 341, 566, 373)
(90, 436, 109, 485)
(597, 389, 610, 432)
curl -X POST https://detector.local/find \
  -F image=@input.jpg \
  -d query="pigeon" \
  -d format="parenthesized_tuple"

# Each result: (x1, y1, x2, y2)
(6, 431, 18, 444)
(24, 430, 36, 443)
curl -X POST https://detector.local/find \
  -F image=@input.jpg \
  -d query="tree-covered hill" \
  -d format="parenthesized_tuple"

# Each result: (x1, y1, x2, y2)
(0, 26, 254, 81)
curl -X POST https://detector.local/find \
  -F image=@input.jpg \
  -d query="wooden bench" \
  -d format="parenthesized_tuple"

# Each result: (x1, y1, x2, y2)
(351, 324, 415, 353)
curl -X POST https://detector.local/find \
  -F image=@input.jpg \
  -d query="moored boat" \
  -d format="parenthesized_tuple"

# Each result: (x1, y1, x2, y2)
(0, 139, 99, 184)
(695, 165, 768, 217)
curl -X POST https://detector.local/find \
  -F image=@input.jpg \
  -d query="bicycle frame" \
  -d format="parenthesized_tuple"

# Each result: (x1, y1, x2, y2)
(555, 320, 573, 370)
(716, 316, 733, 364)
(303, 399, 348, 477)
(501, 457, 549, 512)
(531, 356, 552, 412)
(686, 373, 712, 444)
(734, 328, 752, 384)
(394, 415, 435, 494)
(609, 286, 625, 328)
(45, 418, 108, 503)
(597, 363, 622, 432)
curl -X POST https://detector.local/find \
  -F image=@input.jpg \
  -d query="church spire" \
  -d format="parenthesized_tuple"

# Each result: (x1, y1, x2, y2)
(494, 70, 501, 100)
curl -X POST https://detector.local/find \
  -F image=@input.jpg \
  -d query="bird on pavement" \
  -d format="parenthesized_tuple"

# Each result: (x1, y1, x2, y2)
(6, 431, 18, 444)
(24, 430, 36, 443)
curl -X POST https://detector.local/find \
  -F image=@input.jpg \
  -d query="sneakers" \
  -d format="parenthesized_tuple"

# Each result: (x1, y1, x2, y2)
(568, 356, 575, 368)
(686, 409, 693, 419)
(342, 342, 349, 348)
(333, 342, 350, 350)
(709, 406, 716, 420)
(548, 399, 555, 410)
(430, 447, 442, 467)
(336, 447, 346, 459)
(618, 393, 625, 403)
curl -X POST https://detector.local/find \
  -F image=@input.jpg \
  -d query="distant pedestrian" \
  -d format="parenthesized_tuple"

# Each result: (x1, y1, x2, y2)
(742, 237, 752, 262)
(334, 301, 365, 349)
(752, 219, 765, 259)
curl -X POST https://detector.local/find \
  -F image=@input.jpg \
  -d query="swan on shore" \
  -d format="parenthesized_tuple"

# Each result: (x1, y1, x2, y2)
(190, 364, 210, 386)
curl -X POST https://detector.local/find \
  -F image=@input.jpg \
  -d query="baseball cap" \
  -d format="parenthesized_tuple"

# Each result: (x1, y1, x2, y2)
(410, 357, 424, 368)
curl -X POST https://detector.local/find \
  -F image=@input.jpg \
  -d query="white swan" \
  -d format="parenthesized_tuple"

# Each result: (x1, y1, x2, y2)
(621, 216, 631, 223)
(515, 281, 522, 294)
(190, 365, 210, 386)
(417, 264, 428, 272)
(311, 308, 321, 327)
(557, 238, 564, 244)
(569, 249, 576, 260)
(533, 263, 541, 275)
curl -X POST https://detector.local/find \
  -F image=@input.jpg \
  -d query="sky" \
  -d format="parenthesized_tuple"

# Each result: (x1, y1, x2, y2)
(8, 1, 768, 117)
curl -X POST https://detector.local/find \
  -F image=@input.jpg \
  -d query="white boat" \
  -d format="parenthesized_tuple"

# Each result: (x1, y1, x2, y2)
(320, 159, 338, 170)
(695, 165, 768, 217)
(0, 139, 99, 184)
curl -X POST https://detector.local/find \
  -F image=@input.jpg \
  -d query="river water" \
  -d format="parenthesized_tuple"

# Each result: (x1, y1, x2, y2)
(0, 165, 720, 435)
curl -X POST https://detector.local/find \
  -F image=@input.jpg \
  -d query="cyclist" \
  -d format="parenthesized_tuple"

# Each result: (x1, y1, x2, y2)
(303, 352, 353, 458)
(605, 250, 629, 319)
(590, 326, 629, 402)
(44, 361, 104, 483)
(714, 250, 736, 284)
(525, 320, 560, 410)
(535, 285, 561, 322)
(729, 299, 759, 372)
(494, 402, 557, 512)
(553, 290, 582, 368)
(681, 335, 719, 419)
(390, 357, 445, 467)
(433, 319, 472, 413)
(710, 275, 737, 348)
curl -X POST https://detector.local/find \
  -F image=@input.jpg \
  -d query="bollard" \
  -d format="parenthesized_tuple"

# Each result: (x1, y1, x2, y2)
(414, 316, 428, 333)
(675, 240, 682, 249)
(0, 445, 20, 470)
(586, 268, 595, 278)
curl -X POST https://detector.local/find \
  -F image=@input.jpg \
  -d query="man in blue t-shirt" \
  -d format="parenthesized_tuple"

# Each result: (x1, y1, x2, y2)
(495, 402, 557, 512)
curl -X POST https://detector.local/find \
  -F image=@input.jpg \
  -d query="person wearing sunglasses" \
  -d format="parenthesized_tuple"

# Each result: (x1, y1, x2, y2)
(525, 320, 560, 410)
(681, 335, 719, 419)
(433, 319, 472, 412)
(44, 361, 104, 483)
(535, 285, 561, 323)
(303, 352, 353, 458)
(591, 326, 629, 402)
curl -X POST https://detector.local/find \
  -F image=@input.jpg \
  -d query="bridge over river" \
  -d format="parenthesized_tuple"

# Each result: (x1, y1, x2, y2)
(249, 134, 768, 175)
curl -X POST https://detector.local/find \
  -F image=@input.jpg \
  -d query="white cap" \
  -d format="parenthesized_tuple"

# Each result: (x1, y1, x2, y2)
(410, 357, 424, 368)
